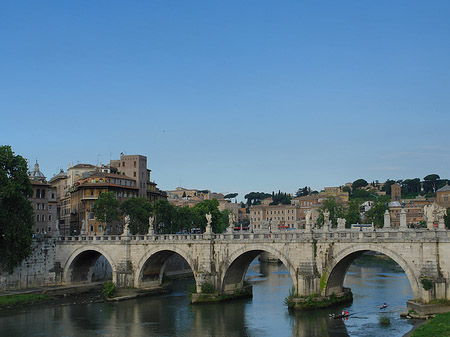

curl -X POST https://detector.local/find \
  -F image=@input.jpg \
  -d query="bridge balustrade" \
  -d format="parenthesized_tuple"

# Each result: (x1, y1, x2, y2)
(57, 228, 450, 245)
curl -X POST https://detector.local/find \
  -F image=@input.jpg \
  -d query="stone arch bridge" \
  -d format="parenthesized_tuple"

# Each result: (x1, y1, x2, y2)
(56, 228, 450, 304)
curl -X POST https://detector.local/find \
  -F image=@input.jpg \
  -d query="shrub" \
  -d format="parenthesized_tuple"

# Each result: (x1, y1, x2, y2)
(102, 281, 116, 298)
(421, 278, 433, 291)
(379, 316, 390, 325)
(201, 282, 214, 294)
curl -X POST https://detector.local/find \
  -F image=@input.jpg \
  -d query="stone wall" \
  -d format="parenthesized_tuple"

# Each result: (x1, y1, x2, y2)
(0, 239, 59, 290)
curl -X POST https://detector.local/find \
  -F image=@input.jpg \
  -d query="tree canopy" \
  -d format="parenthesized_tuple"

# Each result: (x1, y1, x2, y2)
(352, 179, 368, 190)
(295, 186, 311, 197)
(93, 191, 121, 225)
(0, 146, 34, 273)
(121, 197, 153, 234)
(224, 193, 238, 200)
(244, 192, 271, 206)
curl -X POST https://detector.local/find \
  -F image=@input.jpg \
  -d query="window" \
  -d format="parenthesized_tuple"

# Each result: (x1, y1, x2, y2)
(36, 189, 40, 198)
(36, 204, 39, 210)
(134, 172, 136, 177)
(134, 161, 136, 168)
(49, 205, 52, 210)
(122, 162, 125, 167)
(36, 215, 40, 222)
(41, 190, 45, 198)
(49, 215, 52, 221)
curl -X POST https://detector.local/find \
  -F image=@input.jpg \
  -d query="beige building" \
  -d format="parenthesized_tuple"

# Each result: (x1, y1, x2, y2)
(111, 154, 166, 201)
(167, 187, 240, 222)
(391, 184, 401, 201)
(29, 161, 58, 237)
(436, 184, 450, 209)
(250, 198, 303, 230)
(70, 172, 138, 235)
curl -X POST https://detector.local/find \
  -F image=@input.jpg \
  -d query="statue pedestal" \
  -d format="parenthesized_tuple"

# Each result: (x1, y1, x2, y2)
(204, 224, 213, 235)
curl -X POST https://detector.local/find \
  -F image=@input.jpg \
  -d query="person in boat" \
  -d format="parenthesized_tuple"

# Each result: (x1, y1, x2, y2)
(344, 310, 348, 316)
(380, 303, 387, 309)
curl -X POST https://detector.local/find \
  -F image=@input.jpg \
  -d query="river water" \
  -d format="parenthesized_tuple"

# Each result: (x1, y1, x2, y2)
(0, 258, 417, 337)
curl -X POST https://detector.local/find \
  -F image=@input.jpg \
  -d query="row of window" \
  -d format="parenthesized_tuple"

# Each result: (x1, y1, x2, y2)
(35, 189, 55, 199)
(36, 214, 52, 222)
(35, 227, 52, 233)
(35, 203, 52, 210)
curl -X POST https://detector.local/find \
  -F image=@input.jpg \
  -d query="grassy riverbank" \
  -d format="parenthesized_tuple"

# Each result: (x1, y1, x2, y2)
(0, 294, 50, 308)
(410, 312, 450, 336)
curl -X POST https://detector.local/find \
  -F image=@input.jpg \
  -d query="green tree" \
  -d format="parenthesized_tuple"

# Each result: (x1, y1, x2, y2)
(270, 191, 291, 205)
(192, 199, 226, 233)
(175, 206, 195, 232)
(224, 193, 238, 200)
(121, 197, 153, 234)
(244, 192, 271, 206)
(424, 174, 440, 193)
(295, 186, 311, 197)
(364, 201, 386, 227)
(342, 186, 351, 194)
(345, 199, 361, 227)
(153, 199, 177, 234)
(93, 192, 121, 233)
(382, 179, 396, 195)
(352, 188, 371, 199)
(352, 179, 368, 190)
(0, 146, 34, 273)
(318, 197, 345, 227)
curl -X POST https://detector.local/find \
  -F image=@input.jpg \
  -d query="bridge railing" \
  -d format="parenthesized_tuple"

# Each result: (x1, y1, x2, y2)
(57, 228, 449, 244)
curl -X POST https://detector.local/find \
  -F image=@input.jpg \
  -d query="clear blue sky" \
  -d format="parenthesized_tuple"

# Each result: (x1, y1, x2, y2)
(1, 1, 449, 200)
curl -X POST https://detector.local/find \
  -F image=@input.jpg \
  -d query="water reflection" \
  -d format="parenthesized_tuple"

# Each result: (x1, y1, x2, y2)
(0, 259, 416, 337)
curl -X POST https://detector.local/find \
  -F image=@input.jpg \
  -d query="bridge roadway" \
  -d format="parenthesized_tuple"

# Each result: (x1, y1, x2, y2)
(57, 228, 450, 303)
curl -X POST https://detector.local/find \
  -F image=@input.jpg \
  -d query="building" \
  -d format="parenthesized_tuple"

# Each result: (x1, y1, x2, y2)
(29, 161, 58, 237)
(436, 184, 450, 209)
(391, 184, 401, 201)
(167, 187, 240, 223)
(49, 169, 70, 236)
(249, 201, 303, 230)
(388, 198, 431, 228)
(69, 171, 139, 235)
(110, 153, 166, 201)
(49, 153, 165, 235)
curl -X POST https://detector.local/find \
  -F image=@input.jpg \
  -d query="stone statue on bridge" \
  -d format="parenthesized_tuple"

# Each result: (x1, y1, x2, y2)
(323, 210, 330, 226)
(148, 216, 155, 235)
(424, 203, 437, 230)
(123, 215, 130, 236)
(437, 206, 447, 230)
(204, 213, 213, 234)
(337, 217, 346, 230)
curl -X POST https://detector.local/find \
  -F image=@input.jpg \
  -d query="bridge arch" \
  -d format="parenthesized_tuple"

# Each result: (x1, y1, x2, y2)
(220, 245, 296, 292)
(63, 246, 116, 284)
(324, 244, 420, 299)
(134, 247, 196, 288)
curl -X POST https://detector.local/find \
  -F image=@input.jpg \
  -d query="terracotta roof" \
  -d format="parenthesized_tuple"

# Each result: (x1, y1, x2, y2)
(437, 184, 450, 192)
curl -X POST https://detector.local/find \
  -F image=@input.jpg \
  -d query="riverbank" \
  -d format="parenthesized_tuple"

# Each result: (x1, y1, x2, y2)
(0, 285, 105, 316)
(405, 312, 450, 337)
